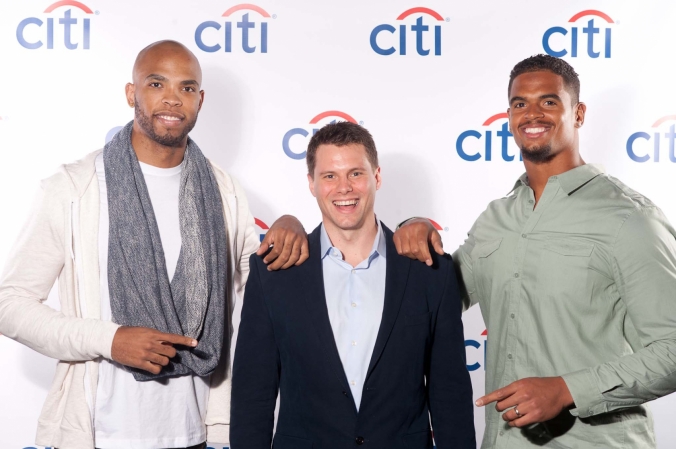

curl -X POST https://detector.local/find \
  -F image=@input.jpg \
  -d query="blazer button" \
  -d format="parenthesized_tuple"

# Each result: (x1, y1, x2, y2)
(356, 436, 365, 445)
(343, 391, 348, 396)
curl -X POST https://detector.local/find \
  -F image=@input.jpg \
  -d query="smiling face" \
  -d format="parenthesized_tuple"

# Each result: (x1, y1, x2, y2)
(508, 70, 585, 164)
(308, 143, 381, 235)
(125, 41, 204, 149)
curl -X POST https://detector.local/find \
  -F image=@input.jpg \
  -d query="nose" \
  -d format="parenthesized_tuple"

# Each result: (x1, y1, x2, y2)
(336, 176, 353, 194)
(162, 89, 182, 107)
(524, 103, 544, 121)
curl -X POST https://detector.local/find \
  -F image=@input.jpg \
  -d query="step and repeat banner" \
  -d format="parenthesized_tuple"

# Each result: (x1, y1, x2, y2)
(1, 0, 675, 448)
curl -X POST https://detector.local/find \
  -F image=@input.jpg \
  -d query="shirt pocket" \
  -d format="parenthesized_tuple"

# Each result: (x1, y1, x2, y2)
(470, 238, 503, 303)
(540, 239, 594, 302)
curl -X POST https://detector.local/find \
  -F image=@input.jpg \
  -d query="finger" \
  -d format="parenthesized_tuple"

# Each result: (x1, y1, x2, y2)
(501, 404, 526, 422)
(257, 231, 275, 256)
(476, 384, 517, 406)
(143, 361, 163, 375)
(398, 233, 412, 257)
(153, 342, 178, 358)
(430, 231, 445, 255)
(157, 332, 197, 347)
(416, 238, 433, 265)
(509, 414, 536, 428)
(494, 392, 523, 412)
(148, 352, 170, 367)
(263, 234, 284, 264)
(281, 238, 302, 270)
(393, 231, 404, 254)
(295, 238, 310, 266)
(267, 232, 295, 271)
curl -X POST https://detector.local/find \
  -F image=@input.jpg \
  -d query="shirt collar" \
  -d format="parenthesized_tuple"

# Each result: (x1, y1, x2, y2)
(320, 218, 387, 261)
(508, 164, 605, 196)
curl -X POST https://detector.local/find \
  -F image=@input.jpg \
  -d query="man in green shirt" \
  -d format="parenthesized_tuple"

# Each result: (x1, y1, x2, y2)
(394, 54, 676, 448)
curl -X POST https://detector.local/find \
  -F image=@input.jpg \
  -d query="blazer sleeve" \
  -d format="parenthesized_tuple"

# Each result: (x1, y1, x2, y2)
(428, 255, 476, 449)
(230, 254, 280, 449)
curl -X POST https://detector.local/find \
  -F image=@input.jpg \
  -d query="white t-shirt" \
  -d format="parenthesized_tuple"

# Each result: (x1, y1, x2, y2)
(94, 154, 210, 449)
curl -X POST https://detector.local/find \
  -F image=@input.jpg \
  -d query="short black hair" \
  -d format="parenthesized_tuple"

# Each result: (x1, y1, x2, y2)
(508, 54, 580, 105)
(306, 122, 378, 177)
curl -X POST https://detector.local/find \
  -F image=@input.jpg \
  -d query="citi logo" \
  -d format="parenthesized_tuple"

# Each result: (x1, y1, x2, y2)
(465, 329, 487, 372)
(195, 4, 272, 53)
(627, 115, 676, 163)
(456, 113, 521, 162)
(370, 7, 446, 56)
(428, 218, 448, 233)
(282, 111, 359, 160)
(254, 217, 269, 242)
(17, 0, 95, 50)
(543, 10, 614, 59)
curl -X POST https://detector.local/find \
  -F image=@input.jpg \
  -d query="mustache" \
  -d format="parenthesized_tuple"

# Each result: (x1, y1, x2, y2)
(520, 120, 555, 127)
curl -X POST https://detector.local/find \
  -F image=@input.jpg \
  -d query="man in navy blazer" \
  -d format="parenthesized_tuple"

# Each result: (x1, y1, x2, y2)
(231, 122, 475, 449)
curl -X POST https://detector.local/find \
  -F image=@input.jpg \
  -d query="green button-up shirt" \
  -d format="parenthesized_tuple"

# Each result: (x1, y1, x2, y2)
(453, 164, 676, 449)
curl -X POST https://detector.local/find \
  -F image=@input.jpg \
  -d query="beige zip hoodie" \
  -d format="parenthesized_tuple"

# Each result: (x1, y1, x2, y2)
(0, 150, 259, 449)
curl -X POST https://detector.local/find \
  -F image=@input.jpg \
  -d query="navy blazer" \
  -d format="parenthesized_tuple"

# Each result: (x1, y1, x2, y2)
(231, 223, 475, 449)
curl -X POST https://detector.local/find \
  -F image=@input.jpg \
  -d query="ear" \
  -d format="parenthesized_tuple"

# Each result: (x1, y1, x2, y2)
(125, 83, 135, 108)
(507, 107, 512, 133)
(198, 90, 205, 112)
(574, 102, 587, 128)
(308, 173, 316, 197)
(374, 166, 382, 191)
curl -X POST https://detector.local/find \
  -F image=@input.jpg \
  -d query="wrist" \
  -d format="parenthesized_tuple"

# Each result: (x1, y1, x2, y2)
(396, 216, 429, 229)
(557, 376, 575, 408)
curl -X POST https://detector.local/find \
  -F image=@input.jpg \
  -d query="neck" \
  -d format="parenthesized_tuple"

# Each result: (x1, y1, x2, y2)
(524, 149, 584, 204)
(323, 215, 379, 268)
(130, 126, 186, 168)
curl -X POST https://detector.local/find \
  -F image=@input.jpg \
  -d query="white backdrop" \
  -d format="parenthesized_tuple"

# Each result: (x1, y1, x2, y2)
(1, 1, 675, 448)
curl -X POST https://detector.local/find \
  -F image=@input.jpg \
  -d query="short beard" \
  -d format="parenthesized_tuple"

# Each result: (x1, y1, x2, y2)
(520, 144, 555, 164)
(134, 100, 197, 148)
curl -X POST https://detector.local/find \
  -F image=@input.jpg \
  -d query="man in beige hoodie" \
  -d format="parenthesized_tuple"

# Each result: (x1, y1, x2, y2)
(0, 40, 306, 449)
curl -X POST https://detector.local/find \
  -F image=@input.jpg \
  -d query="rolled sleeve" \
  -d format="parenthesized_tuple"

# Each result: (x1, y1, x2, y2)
(562, 368, 606, 418)
(452, 229, 480, 311)
(564, 206, 676, 416)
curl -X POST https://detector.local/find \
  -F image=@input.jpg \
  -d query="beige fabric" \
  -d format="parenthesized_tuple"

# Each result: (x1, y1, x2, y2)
(0, 150, 259, 449)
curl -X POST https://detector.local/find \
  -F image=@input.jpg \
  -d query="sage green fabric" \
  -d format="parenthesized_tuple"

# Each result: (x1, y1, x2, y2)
(453, 164, 676, 449)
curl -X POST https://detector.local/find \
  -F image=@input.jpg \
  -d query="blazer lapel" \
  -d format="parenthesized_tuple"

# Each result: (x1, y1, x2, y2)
(303, 225, 357, 412)
(365, 224, 410, 381)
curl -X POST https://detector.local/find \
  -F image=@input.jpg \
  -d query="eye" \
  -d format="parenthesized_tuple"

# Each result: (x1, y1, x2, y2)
(513, 102, 525, 108)
(544, 100, 556, 106)
(351, 171, 362, 177)
(149, 82, 161, 88)
(325, 174, 334, 179)
(183, 86, 196, 92)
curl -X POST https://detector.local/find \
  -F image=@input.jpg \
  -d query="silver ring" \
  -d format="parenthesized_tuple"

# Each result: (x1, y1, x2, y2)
(514, 406, 522, 418)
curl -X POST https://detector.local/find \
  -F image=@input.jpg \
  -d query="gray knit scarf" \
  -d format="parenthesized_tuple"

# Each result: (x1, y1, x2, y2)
(104, 120, 228, 381)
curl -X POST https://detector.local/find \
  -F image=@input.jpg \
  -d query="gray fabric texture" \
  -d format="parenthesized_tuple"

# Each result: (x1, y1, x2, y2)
(104, 120, 228, 381)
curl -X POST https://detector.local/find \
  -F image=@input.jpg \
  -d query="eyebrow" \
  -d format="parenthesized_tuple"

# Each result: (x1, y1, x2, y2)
(509, 93, 563, 104)
(318, 166, 369, 176)
(144, 74, 200, 87)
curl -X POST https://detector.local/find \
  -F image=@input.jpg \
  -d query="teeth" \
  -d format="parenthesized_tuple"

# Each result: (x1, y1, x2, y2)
(333, 200, 358, 206)
(159, 115, 180, 121)
(525, 127, 546, 133)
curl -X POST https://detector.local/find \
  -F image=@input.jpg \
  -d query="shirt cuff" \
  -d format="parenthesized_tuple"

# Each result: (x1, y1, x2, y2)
(561, 368, 606, 418)
(100, 321, 122, 360)
(206, 424, 230, 445)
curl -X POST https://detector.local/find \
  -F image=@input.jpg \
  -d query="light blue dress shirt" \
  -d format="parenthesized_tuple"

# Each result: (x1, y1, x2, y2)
(320, 221, 387, 411)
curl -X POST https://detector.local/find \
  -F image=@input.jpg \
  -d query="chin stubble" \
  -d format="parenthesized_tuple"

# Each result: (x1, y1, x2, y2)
(134, 100, 198, 148)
